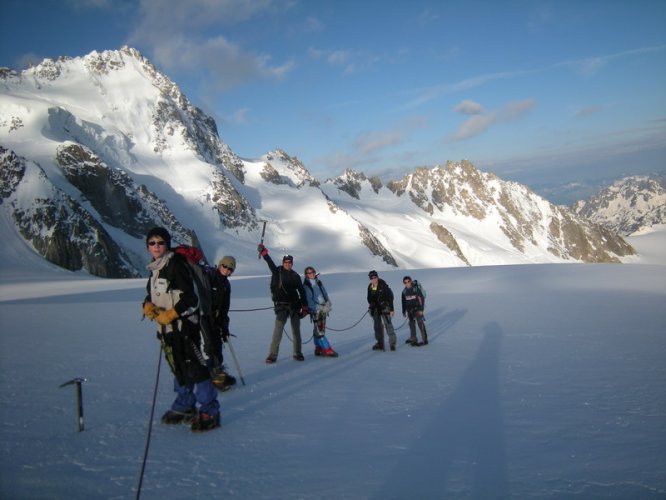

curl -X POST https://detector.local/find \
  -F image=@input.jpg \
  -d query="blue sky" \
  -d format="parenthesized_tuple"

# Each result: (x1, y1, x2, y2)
(1, 0, 665, 202)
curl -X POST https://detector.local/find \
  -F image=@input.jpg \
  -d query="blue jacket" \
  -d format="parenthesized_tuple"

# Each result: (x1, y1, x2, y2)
(303, 277, 329, 311)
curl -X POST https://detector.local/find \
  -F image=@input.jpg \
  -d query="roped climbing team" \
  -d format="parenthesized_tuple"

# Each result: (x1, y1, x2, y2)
(142, 227, 428, 432)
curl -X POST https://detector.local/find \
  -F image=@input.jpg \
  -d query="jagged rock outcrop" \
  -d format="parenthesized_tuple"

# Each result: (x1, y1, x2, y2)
(430, 222, 471, 265)
(1, 147, 139, 277)
(333, 169, 382, 199)
(54, 142, 195, 243)
(263, 149, 319, 188)
(572, 175, 666, 235)
(208, 169, 257, 229)
(56, 143, 155, 237)
(358, 224, 397, 266)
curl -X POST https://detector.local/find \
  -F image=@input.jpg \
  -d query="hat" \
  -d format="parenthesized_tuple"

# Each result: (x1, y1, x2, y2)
(218, 256, 236, 270)
(146, 227, 171, 249)
(368, 270, 378, 278)
(282, 254, 294, 263)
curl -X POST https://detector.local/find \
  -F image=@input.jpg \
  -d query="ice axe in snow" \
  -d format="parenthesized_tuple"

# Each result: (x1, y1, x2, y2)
(60, 377, 86, 432)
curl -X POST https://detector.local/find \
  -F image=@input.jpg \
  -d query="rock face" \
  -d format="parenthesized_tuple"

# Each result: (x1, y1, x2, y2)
(376, 160, 634, 264)
(572, 175, 666, 235)
(1, 148, 138, 277)
(0, 47, 636, 278)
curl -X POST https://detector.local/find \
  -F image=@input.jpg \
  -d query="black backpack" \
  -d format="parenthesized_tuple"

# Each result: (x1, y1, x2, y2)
(173, 245, 219, 364)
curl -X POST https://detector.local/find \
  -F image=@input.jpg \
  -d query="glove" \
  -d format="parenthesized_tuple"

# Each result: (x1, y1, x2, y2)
(143, 301, 161, 320)
(389, 311, 395, 317)
(155, 307, 179, 326)
(221, 330, 230, 342)
(257, 243, 268, 256)
(299, 305, 309, 318)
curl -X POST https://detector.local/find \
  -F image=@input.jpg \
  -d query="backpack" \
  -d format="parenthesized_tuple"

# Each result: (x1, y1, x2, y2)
(173, 245, 219, 365)
(412, 280, 426, 299)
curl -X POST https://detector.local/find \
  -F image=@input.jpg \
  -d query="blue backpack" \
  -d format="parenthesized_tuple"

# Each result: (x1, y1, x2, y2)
(412, 280, 426, 299)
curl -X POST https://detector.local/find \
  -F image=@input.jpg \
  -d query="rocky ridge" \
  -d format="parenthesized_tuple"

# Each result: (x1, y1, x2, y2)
(0, 47, 637, 277)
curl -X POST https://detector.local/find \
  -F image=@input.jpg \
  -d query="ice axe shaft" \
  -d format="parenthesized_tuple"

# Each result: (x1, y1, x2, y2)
(60, 377, 86, 432)
(226, 337, 246, 386)
(258, 220, 267, 259)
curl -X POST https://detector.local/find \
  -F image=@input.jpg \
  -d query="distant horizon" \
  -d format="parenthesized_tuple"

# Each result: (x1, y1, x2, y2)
(1, 1, 664, 199)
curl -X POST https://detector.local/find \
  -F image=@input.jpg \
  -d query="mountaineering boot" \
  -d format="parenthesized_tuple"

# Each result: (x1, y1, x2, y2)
(405, 336, 418, 345)
(314, 346, 324, 356)
(161, 408, 196, 425)
(293, 353, 305, 361)
(265, 356, 277, 364)
(323, 348, 339, 358)
(372, 343, 385, 351)
(390, 344, 396, 351)
(211, 367, 236, 391)
(191, 412, 220, 432)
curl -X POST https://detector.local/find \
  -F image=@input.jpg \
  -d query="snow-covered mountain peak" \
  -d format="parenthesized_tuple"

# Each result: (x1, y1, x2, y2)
(258, 149, 317, 188)
(572, 175, 666, 235)
(0, 47, 637, 278)
(327, 168, 383, 199)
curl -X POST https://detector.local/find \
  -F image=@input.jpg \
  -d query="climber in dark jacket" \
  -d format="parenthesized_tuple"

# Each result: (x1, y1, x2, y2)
(258, 244, 308, 363)
(209, 255, 238, 391)
(366, 270, 397, 351)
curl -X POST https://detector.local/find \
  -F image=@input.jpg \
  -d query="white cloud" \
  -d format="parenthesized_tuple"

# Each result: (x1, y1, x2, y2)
(307, 46, 398, 75)
(127, 0, 295, 92)
(134, 0, 277, 31)
(303, 16, 325, 33)
(450, 113, 497, 141)
(561, 45, 666, 78)
(328, 50, 352, 66)
(402, 45, 666, 111)
(499, 99, 535, 120)
(320, 118, 429, 173)
(228, 108, 250, 125)
(416, 8, 440, 25)
(575, 105, 605, 118)
(453, 100, 484, 115)
(354, 129, 405, 156)
(353, 117, 428, 156)
(64, 0, 117, 9)
(448, 99, 535, 142)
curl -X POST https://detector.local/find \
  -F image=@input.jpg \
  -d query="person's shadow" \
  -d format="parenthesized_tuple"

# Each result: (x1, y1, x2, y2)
(371, 321, 510, 499)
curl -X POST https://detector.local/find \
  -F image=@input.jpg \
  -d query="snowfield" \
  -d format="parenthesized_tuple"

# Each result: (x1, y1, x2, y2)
(0, 229, 664, 499)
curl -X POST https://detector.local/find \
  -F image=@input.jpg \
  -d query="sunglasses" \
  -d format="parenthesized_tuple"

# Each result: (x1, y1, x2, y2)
(305, 269, 315, 275)
(221, 264, 235, 273)
(369, 276, 378, 280)
(148, 240, 166, 247)
(403, 280, 412, 284)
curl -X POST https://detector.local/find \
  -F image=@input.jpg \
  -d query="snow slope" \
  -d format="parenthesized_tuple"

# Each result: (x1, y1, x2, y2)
(0, 230, 664, 499)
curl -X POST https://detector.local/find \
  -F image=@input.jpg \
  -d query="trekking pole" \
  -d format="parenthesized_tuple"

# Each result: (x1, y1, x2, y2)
(136, 345, 163, 500)
(225, 336, 246, 386)
(258, 221, 267, 259)
(59, 377, 86, 432)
